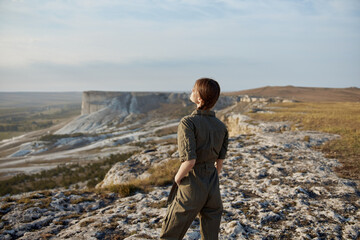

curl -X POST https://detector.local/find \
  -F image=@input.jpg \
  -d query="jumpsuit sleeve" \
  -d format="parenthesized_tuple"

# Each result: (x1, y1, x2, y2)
(177, 117, 197, 162)
(218, 128, 228, 159)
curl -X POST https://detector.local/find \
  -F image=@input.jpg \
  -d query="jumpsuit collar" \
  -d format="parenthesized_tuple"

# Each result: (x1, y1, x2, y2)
(191, 109, 215, 117)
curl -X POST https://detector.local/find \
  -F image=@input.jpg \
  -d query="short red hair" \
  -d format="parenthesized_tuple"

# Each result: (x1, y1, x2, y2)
(194, 78, 220, 110)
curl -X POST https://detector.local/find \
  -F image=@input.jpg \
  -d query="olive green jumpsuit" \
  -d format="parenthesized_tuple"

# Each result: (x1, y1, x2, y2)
(160, 109, 229, 240)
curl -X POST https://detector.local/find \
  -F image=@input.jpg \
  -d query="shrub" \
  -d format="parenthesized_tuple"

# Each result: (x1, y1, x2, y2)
(0, 152, 133, 196)
(105, 184, 142, 198)
(39, 133, 86, 142)
(303, 135, 310, 142)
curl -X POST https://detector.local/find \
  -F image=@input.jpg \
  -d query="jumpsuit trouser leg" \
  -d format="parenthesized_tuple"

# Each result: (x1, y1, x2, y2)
(160, 164, 223, 240)
(199, 169, 223, 240)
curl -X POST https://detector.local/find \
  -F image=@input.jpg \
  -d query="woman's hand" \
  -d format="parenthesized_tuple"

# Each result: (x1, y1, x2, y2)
(215, 159, 224, 174)
(174, 159, 196, 186)
(174, 175, 182, 186)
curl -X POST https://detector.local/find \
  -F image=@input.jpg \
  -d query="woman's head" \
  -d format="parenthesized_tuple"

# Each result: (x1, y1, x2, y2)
(190, 78, 220, 110)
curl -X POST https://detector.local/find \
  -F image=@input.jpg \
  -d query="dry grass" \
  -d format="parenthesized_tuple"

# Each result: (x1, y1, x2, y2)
(103, 158, 181, 197)
(143, 158, 181, 186)
(147, 138, 177, 146)
(38, 197, 52, 209)
(80, 218, 96, 227)
(59, 213, 81, 221)
(104, 184, 141, 198)
(225, 86, 360, 102)
(147, 200, 167, 209)
(154, 125, 177, 137)
(39, 233, 54, 240)
(248, 102, 360, 180)
(70, 197, 94, 204)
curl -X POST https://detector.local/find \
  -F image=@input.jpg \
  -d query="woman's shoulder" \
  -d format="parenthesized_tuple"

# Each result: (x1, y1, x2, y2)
(214, 117, 228, 131)
(179, 115, 195, 128)
(180, 114, 227, 131)
(180, 114, 192, 122)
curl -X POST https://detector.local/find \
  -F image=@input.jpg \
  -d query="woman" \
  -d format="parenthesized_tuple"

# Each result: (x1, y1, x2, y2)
(160, 78, 229, 240)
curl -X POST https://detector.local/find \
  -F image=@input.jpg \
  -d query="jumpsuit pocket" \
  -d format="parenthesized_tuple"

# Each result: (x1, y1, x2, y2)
(167, 182, 178, 206)
(177, 173, 195, 204)
(180, 175, 190, 186)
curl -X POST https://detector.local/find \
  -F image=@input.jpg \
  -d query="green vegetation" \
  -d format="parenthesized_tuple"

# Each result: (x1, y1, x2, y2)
(248, 102, 360, 180)
(39, 133, 87, 142)
(0, 104, 80, 141)
(0, 153, 133, 196)
(103, 158, 181, 197)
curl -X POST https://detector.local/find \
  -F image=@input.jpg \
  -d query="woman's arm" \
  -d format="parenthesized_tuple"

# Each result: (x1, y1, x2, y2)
(174, 159, 196, 185)
(215, 159, 224, 174)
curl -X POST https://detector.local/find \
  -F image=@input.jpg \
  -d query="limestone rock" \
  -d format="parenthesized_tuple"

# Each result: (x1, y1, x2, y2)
(1, 112, 359, 240)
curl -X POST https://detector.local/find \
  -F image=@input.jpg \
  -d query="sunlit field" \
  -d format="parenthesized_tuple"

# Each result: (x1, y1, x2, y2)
(0, 105, 81, 141)
(248, 102, 360, 180)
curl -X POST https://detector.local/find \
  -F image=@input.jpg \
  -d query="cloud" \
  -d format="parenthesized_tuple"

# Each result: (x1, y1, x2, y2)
(0, 0, 359, 90)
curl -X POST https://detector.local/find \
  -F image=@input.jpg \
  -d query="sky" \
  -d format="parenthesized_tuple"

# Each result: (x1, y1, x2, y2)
(0, 0, 359, 92)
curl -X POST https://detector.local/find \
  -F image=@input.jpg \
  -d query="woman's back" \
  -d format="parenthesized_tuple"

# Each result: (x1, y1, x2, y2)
(160, 78, 228, 240)
(178, 109, 228, 165)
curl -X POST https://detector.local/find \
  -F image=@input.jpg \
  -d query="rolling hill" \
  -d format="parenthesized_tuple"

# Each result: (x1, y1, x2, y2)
(225, 86, 360, 102)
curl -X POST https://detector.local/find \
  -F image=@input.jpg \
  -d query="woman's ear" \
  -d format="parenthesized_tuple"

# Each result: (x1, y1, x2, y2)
(198, 96, 204, 106)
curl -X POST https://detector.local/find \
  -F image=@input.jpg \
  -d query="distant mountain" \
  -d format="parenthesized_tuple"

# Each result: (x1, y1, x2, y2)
(225, 86, 360, 102)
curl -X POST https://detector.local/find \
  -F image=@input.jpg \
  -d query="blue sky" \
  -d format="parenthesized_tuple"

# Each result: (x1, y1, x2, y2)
(0, 0, 359, 92)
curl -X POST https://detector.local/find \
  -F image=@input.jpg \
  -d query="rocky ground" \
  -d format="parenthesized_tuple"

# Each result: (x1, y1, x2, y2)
(0, 117, 359, 239)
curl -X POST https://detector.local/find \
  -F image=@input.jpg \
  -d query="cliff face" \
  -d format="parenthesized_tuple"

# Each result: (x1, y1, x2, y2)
(81, 91, 191, 115)
(56, 91, 288, 134)
(81, 91, 125, 115)
(80, 91, 285, 115)
(56, 92, 193, 134)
